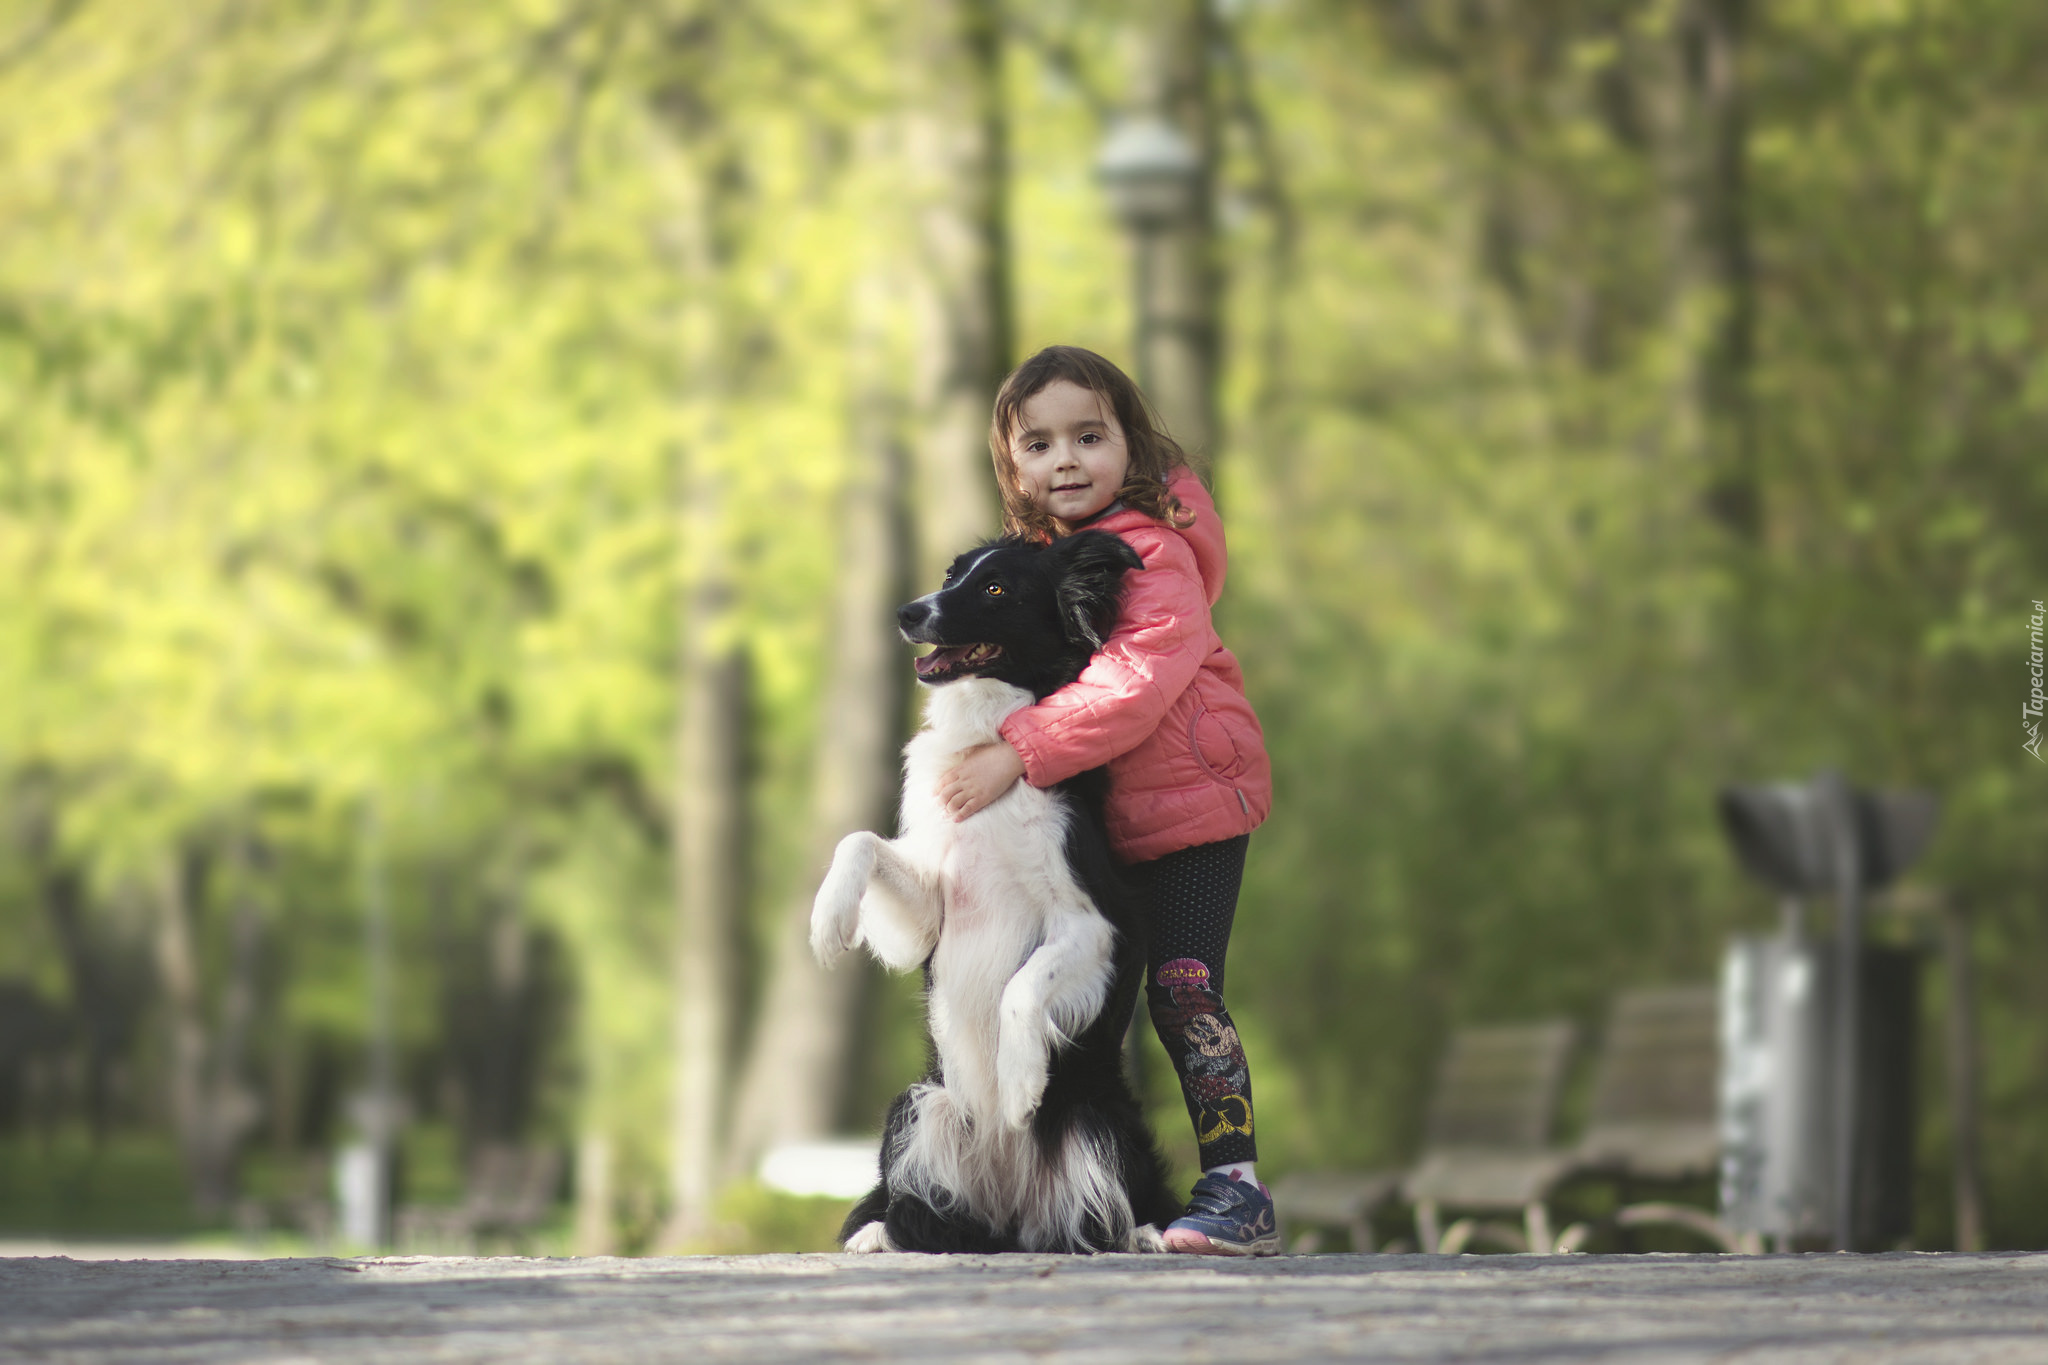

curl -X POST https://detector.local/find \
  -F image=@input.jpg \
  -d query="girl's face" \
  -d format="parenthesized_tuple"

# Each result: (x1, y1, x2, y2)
(1008, 380, 1131, 526)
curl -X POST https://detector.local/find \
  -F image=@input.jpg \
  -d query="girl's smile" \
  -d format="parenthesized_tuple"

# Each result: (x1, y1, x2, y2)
(1011, 380, 1132, 525)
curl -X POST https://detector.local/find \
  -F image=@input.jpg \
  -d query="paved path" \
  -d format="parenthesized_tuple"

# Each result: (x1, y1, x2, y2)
(4, 1251, 2047, 1363)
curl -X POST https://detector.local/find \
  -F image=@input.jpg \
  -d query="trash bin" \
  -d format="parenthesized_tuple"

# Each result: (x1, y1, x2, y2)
(1720, 934, 1919, 1248)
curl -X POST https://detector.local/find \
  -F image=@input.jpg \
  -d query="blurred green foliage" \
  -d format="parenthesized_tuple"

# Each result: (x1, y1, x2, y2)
(0, 1131, 198, 1239)
(0, 0, 2044, 1251)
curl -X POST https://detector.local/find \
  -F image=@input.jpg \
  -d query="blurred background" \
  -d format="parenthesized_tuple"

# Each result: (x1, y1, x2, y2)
(1, 0, 2043, 1257)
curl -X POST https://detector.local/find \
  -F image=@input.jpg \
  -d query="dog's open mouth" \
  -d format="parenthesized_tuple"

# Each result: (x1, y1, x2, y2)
(913, 643, 1003, 681)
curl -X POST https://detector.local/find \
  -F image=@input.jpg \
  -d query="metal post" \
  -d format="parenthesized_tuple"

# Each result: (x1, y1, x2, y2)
(1822, 774, 1861, 1251)
(1778, 895, 1803, 942)
(1942, 891, 1985, 1251)
(1132, 224, 1160, 398)
(361, 800, 395, 1249)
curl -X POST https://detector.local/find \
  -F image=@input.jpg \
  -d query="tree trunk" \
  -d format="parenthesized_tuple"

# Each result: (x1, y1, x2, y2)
(358, 804, 398, 1247)
(153, 843, 258, 1218)
(41, 858, 125, 1138)
(661, 121, 752, 1237)
(1682, 0, 1760, 541)
(573, 1132, 617, 1255)
(1130, 0, 1221, 466)
(152, 850, 210, 1209)
(727, 281, 911, 1171)
(665, 481, 749, 1241)
(724, 5, 1008, 1172)
(204, 851, 264, 1208)
(905, 0, 1009, 578)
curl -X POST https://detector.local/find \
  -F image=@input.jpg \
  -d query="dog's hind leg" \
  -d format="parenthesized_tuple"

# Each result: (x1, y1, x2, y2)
(1124, 1223, 1169, 1253)
(844, 1220, 899, 1253)
(996, 913, 1116, 1130)
(1019, 1116, 1137, 1253)
(883, 1191, 1013, 1254)
(811, 832, 942, 970)
(839, 1180, 893, 1251)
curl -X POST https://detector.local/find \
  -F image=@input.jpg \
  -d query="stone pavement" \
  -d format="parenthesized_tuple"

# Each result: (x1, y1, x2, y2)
(4, 1250, 2047, 1363)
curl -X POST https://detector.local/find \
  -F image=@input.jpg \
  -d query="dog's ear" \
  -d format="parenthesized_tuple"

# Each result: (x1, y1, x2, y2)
(1052, 531, 1145, 649)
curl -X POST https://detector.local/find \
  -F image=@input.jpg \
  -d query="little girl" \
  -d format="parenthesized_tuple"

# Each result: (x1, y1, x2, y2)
(936, 345, 1278, 1256)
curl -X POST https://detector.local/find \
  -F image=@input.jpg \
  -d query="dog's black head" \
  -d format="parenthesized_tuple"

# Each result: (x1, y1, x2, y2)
(896, 531, 1144, 699)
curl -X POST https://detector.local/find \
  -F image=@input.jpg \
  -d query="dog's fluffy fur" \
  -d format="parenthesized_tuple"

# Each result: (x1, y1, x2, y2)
(810, 532, 1180, 1254)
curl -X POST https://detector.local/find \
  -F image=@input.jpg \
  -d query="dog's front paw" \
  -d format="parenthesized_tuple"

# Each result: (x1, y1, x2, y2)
(996, 1044, 1049, 1131)
(810, 840, 871, 966)
(998, 1072, 1045, 1130)
(808, 889, 859, 968)
(996, 997, 1053, 1129)
(843, 1220, 897, 1253)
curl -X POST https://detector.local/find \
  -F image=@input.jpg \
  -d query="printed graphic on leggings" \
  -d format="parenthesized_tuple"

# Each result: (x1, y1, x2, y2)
(1153, 959, 1254, 1147)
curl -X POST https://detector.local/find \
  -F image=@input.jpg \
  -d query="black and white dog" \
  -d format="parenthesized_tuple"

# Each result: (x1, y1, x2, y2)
(809, 531, 1181, 1253)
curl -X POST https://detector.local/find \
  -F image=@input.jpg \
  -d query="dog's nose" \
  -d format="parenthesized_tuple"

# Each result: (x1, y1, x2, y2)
(897, 598, 933, 633)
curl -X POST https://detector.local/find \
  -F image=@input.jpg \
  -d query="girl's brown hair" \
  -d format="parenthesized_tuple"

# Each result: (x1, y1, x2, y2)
(988, 345, 1197, 540)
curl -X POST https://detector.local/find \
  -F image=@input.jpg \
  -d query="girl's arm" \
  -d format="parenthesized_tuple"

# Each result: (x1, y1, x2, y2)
(997, 528, 1210, 787)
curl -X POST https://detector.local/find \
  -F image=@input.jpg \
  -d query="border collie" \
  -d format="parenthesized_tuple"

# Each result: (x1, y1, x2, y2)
(809, 531, 1180, 1253)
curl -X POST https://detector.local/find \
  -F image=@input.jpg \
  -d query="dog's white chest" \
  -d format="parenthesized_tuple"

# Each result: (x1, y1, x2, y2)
(899, 681, 1096, 1118)
(928, 787, 1062, 994)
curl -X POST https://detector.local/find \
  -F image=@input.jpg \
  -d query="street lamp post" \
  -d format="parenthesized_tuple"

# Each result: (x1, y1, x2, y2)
(338, 799, 399, 1250)
(1096, 112, 1213, 458)
(1097, 109, 1209, 1095)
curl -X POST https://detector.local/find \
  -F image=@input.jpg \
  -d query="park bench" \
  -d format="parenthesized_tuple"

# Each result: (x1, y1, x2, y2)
(1273, 1020, 1578, 1254)
(397, 1143, 564, 1253)
(1276, 990, 1752, 1254)
(1553, 984, 1756, 1253)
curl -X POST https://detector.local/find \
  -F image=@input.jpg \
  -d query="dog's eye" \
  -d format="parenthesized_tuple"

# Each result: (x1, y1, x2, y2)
(984, 583, 1004, 597)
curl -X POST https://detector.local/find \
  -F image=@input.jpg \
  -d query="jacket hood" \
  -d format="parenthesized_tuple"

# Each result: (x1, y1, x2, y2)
(1094, 467, 1227, 606)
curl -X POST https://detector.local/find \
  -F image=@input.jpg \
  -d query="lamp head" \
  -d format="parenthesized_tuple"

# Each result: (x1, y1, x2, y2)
(1096, 114, 1201, 231)
(1717, 772, 1939, 896)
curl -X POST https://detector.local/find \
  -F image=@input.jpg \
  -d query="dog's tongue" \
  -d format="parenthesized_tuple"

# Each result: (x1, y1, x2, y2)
(914, 645, 974, 677)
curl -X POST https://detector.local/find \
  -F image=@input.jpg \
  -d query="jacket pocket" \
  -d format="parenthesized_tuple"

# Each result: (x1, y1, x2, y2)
(1187, 698, 1247, 785)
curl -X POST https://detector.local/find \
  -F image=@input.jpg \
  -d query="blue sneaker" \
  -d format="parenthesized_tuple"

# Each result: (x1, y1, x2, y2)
(1164, 1172, 1280, 1256)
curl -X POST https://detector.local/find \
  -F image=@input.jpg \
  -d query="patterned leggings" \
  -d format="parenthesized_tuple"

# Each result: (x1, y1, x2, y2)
(1131, 833, 1256, 1170)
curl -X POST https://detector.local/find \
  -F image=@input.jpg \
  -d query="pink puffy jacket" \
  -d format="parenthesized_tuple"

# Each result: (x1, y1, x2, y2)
(998, 468, 1273, 863)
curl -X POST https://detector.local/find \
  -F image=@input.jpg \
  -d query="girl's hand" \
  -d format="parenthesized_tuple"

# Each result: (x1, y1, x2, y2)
(938, 743, 1027, 822)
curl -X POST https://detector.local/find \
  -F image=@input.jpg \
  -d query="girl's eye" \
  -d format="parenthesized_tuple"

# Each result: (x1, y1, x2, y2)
(1079, 432, 1098, 444)
(985, 583, 1004, 597)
